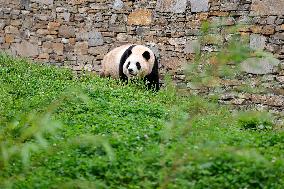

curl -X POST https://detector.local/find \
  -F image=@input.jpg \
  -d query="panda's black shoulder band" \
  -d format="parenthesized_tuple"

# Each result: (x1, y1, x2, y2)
(144, 54, 160, 91)
(119, 45, 136, 81)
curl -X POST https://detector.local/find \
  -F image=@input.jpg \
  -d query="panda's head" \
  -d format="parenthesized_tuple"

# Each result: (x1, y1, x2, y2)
(122, 45, 155, 79)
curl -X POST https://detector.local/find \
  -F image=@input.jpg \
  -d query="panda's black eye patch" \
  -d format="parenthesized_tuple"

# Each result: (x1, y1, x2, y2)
(126, 62, 130, 68)
(142, 51, 150, 61)
(136, 62, 141, 70)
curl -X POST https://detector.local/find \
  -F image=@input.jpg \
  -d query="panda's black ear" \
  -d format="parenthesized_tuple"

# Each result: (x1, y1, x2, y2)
(142, 51, 150, 61)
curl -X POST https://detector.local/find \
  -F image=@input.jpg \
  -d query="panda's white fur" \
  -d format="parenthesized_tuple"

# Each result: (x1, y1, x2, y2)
(101, 44, 131, 79)
(101, 44, 159, 91)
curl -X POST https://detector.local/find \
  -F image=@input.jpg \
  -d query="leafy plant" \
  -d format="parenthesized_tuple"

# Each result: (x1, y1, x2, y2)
(237, 111, 274, 130)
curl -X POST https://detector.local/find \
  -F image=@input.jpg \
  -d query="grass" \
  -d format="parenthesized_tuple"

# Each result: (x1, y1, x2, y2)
(0, 54, 283, 189)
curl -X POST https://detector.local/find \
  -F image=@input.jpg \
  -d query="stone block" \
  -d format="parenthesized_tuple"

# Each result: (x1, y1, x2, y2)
(84, 64, 93, 71)
(190, 0, 209, 13)
(220, 3, 238, 11)
(69, 38, 76, 45)
(109, 14, 117, 24)
(195, 13, 208, 21)
(273, 33, 284, 40)
(156, 0, 188, 13)
(59, 25, 76, 38)
(266, 16, 277, 25)
(76, 30, 89, 41)
(251, 0, 284, 16)
(275, 18, 284, 25)
(250, 25, 263, 34)
(47, 22, 60, 31)
(21, 0, 31, 10)
(77, 55, 95, 64)
(36, 29, 49, 35)
(127, 9, 152, 26)
(33, 0, 54, 5)
(276, 76, 284, 83)
(261, 25, 275, 35)
(209, 11, 229, 17)
(89, 3, 108, 10)
(70, 0, 87, 5)
(250, 94, 284, 107)
(52, 43, 64, 55)
(275, 24, 284, 31)
(136, 27, 149, 36)
(210, 17, 235, 26)
(11, 40, 39, 57)
(146, 43, 160, 59)
(4, 25, 19, 34)
(250, 34, 266, 50)
(10, 20, 21, 26)
(184, 40, 200, 54)
(61, 38, 69, 44)
(11, 9, 21, 16)
(88, 46, 109, 55)
(35, 14, 51, 21)
(5, 34, 14, 43)
(88, 31, 104, 46)
(55, 7, 66, 12)
(38, 53, 49, 59)
(237, 16, 251, 25)
(42, 41, 53, 53)
(109, 25, 126, 33)
(241, 57, 280, 75)
(168, 38, 186, 46)
(161, 57, 183, 71)
(116, 33, 128, 41)
(202, 34, 224, 45)
(0, 21, 6, 30)
(63, 12, 71, 22)
(113, 0, 124, 10)
(22, 17, 33, 29)
(64, 44, 74, 52)
(74, 42, 88, 55)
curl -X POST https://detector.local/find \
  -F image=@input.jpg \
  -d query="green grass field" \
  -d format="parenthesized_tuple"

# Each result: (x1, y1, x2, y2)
(0, 54, 283, 189)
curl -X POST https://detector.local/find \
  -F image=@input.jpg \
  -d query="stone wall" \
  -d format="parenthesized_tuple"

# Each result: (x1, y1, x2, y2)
(0, 0, 283, 115)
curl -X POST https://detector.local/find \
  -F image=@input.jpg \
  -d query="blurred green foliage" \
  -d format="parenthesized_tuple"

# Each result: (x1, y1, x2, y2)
(186, 21, 274, 89)
(0, 49, 283, 189)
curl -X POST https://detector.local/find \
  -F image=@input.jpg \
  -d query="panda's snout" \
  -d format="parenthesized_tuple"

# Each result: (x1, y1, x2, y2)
(128, 68, 133, 73)
(127, 68, 137, 76)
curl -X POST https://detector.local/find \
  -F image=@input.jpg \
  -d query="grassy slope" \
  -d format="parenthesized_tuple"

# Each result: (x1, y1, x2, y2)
(0, 54, 283, 189)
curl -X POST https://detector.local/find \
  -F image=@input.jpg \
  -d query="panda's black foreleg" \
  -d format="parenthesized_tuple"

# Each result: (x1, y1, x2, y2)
(144, 75, 160, 92)
(153, 77, 160, 91)
(144, 56, 160, 91)
(150, 78, 160, 92)
(119, 76, 129, 86)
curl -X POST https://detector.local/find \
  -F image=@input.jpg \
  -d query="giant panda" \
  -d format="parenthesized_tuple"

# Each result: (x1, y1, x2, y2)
(101, 44, 159, 91)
